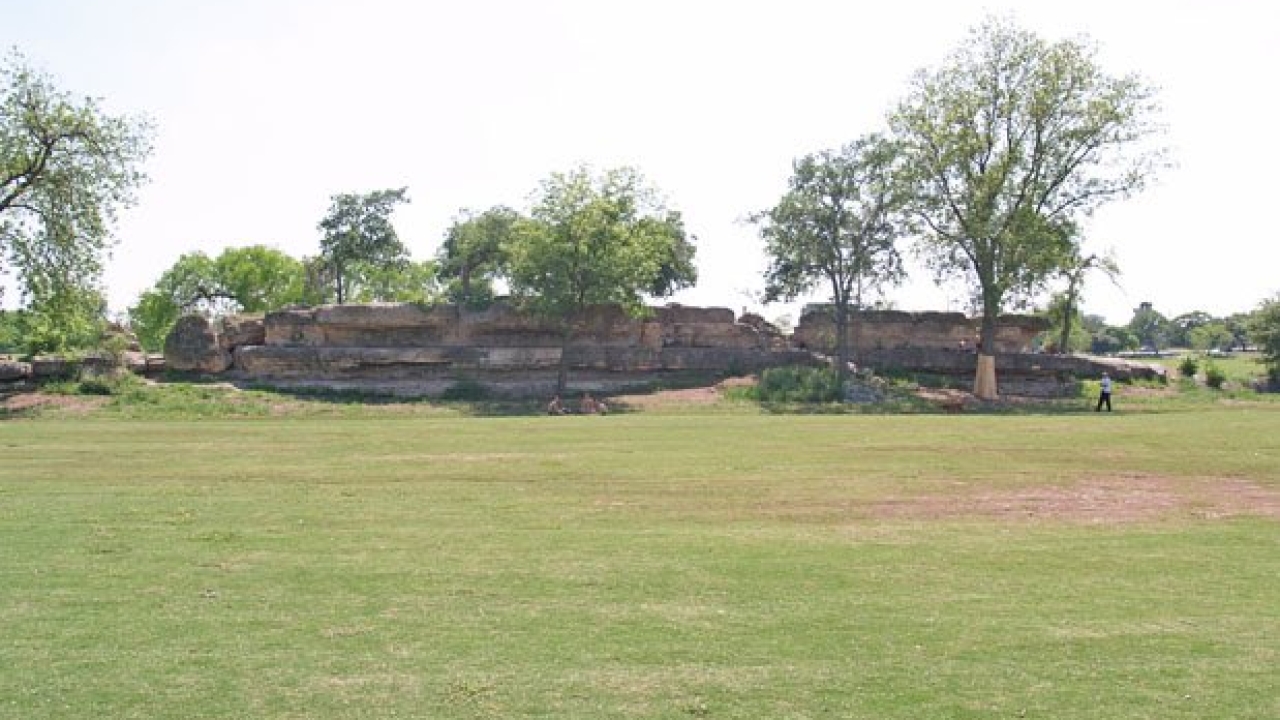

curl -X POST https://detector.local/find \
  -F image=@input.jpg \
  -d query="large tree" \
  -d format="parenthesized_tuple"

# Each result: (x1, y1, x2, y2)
(1, 50, 151, 346)
(1127, 302, 1170, 351)
(436, 206, 520, 308)
(1052, 250, 1118, 354)
(889, 17, 1163, 398)
(127, 245, 311, 351)
(1249, 292, 1280, 386)
(317, 187, 410, 303)
(506, 166, 697, 393)
(754, 134, 906, 385)
(342, 259, 439, 304)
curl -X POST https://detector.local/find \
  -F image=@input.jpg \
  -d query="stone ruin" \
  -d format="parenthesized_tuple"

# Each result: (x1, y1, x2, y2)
(156, 302, 1163, 398)
(0, 323, 163, 388)
(164, 302, 814, 397)
(793, 307, 1046, 354)
(792, 306, 1162, 395)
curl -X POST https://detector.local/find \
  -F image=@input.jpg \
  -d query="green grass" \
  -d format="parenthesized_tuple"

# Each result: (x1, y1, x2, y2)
(1153, 351, 1270, 388)
(2, 403, 1278, 719)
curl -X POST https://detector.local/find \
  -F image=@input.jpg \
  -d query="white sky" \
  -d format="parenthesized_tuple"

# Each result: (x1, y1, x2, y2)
(4, 0, 1277, 325)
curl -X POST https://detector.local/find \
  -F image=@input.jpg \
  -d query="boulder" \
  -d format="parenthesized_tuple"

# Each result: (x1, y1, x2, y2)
(219, 314, 266, 351)
(30, 355, 78, 379)
(0, 360, 31, 382)
(653, 304, 736, 325)
(164, 315, 232, 373)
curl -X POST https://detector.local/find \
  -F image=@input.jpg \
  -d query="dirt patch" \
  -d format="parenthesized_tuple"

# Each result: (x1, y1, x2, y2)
(863, 476, 1280, 524)
(1, 391, 108, 416)
(611, 377, 753, 410)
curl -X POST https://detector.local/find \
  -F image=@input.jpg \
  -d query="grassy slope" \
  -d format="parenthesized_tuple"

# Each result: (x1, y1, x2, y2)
(1, 402, 1278, 719)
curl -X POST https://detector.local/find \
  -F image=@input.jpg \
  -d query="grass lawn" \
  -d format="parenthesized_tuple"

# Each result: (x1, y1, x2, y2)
(2, 396, 1278, 718)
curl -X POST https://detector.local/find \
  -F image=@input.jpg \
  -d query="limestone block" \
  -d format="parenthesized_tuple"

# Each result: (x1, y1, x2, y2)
(265, 308, 325, 346)
(30, 355, 80, 378)
(480, 347, 563, 369)
(314, 303, 443, 328)
(219, 314, 266, 350)
(0, 360, 31, 381)
(145, 354, 167, 375)
(164, 315, 232, 373)
(236, 345, 479, 379)
(654, 305, 736, 325)
(639, 321, 664, 351)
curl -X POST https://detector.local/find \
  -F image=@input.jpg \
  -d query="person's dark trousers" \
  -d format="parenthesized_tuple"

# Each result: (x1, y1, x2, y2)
(1096, 393, 1111, 411)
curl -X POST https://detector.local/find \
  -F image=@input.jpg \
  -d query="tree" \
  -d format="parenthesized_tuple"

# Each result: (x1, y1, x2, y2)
(317, 187, 410, 303)
(1127, 302, 1170, 350)
(1187, 321, 1232, 352)
(2, 284, 106, 355)
(436, 206, 520, 308)
(1052, 251, 1119, 354)
(127, 245, 310, 351)
(1, 50, 151, 347)
(342, 259, 439, 303)
(1249, 292, 1280, 385)
(1168, 310, 1215, 348)
(505, 166, 697, 392)
(1039, 292, 1087, 353)
(1089, 323, 1138, 355)
(754, 135, 906, 385)
(213, 245, 312, 311)
(889, 17, 1163, 398)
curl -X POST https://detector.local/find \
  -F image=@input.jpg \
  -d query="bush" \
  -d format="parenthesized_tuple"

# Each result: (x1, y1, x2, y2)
(441, 378, 489, 401)
(1178, 355, 1199, 378)
(77, 372, 144, 396)
(755, 366, 843, 403)
(1203, 362, 1227, 389)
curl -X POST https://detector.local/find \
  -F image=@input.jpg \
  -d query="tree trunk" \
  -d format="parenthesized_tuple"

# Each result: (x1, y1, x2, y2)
(1058, 275, 1080, 354)
(1058, 297, 1075, 355)
(555, 325, 570, 396)
(974, 308, 999, 400)
(834, 304, 850, 387)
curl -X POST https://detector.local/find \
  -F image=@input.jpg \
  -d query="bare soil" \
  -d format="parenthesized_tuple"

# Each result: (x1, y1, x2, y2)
(611, 377, 755, 410)
(862, 476, 1280, 524)
(1, 390, 108, 415)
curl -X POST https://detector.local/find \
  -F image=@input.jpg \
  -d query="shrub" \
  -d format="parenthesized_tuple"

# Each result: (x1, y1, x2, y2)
(77, 372, 144, 396)
(441, 378, 489, 401)
(1178, 355, 1199, 378)
(755, 366, 843, 403)
(1203, 362, 1226, 389)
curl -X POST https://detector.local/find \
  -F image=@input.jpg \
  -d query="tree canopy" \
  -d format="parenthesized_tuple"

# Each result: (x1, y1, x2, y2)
(755, 134, 906, 383)
(1127, 302, 1170, 350)
(507, 166, 696, 317)
(1050, 250, 1119, 354)
(1249, 292, 1280, 385)
(317, 187, 411, 303)
(127, 245, 312, 351)
(889, 17, 1163, 397)
(436, 206, 520, 308)
(506, 165, 697, 391)
(1, 50, 151, 350)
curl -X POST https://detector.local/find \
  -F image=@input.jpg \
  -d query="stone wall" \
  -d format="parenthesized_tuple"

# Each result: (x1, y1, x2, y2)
(859, 347, 1165, 396)
(793, 308, 1050, 355)
(0, 352, 163, 388)
(154, 302, 1159, 399)
(165, 302, 814, 397)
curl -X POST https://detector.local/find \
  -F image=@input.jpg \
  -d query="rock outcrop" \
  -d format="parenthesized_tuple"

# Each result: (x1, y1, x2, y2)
(176, 302, 811, 397)
(164, 315, 236, 373)
(793, 307, 1050, 355)
(152, 302, 1164, 399)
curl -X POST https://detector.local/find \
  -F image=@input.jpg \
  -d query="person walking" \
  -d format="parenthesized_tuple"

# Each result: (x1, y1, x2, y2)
(1095, 372, 1113, 412)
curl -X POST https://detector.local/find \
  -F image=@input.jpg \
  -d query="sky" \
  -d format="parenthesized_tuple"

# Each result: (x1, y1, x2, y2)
(4, 0, 1278, 326)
